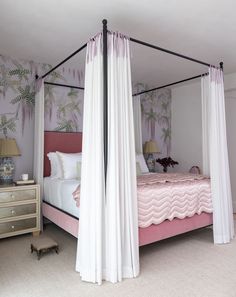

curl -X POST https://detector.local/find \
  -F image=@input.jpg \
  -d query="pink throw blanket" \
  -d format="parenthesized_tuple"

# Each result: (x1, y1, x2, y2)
(73, 173, 213, 228)
(137, 173, 212, 227)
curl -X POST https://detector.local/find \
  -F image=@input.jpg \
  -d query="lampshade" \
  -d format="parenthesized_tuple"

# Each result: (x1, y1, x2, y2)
(144, 140, 160, 154)
(0, 138, 21, 157)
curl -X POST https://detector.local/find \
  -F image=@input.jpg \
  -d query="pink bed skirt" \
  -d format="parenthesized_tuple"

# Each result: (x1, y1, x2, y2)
(42, 202, 213, 245)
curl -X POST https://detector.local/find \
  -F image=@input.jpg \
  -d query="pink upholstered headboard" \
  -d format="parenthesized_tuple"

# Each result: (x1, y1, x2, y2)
(44, 131, 83, 177)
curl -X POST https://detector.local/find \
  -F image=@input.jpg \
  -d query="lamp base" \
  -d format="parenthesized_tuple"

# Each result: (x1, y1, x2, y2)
(0, 157, 15, 184)
(146, 154, 155, 172)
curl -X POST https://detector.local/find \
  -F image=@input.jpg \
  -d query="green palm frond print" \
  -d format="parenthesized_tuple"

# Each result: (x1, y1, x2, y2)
(0, 55, 84, 138)
(161, 127, 171, 142)
(9, 69, 30, 81)
(67, 88, 79, 98)
(134, 82, 171, 156)
(11, 85, 35, 133)
(55, 119, 75, 132)
(42, 64, 66, 83)
(11, 85, 35, 106)
(55, 94, 82, 132)
(0, 65, 19, 96)
(0, 114, 18, 137)
(9, 60, 30, 81)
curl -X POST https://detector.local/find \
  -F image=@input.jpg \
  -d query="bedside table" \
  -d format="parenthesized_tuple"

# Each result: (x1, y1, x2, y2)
(0, 184, 40, 239)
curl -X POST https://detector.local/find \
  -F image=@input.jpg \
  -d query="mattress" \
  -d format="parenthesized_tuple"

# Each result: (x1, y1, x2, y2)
(137, 173, 213, 228)
(43, 177, 80, 218)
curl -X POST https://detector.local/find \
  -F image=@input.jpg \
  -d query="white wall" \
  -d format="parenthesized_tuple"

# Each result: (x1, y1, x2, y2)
(171, 73, 236, 211)
(171, 82, 203, 172)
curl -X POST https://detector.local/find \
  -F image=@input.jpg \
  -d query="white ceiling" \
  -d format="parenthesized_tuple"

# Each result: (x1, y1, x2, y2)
(1, 0, 236, 87)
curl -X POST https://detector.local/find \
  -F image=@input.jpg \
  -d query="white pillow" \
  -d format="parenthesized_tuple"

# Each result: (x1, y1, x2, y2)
(136, 154, 149, 173)
(56, 152, 82, 179)
(47, 152, 63, 178)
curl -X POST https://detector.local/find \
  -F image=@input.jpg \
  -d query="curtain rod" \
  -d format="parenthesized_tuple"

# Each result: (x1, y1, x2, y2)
(38, 42, 87, 80)
(44, 81, 84, 90)
(132, 73, 208, 96)
(130, 37, 211, 67)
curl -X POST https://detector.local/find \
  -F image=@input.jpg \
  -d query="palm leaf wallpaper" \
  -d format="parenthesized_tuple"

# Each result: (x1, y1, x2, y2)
(0, 54, 171, 179)
(133, 83, 171, 157)
(0, 54, 84, 179)
(0, 55, 84, 137)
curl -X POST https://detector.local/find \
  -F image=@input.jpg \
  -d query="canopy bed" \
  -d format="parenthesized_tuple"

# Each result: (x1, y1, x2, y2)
(34, 20, 234, 284)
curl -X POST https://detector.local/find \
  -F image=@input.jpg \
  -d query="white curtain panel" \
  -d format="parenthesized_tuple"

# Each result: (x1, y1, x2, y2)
(76, 32, 139, 284)
(33, 78, 44, 202)
(76, 33, 105, 284)
(201, 75, 210, 176)
(201, 68, 234, 244)
(133, 95, 143, 153)
(106, 32, 139, 282)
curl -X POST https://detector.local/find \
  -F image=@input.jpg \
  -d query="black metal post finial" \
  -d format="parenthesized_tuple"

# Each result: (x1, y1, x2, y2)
(102, 19, 107, 26)
(220, 62, 224, 71)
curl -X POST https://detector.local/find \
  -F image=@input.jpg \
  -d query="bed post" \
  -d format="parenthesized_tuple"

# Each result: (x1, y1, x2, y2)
(103, 19, 108, 182)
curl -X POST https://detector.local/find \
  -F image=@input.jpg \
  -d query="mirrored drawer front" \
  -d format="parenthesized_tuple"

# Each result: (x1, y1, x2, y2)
(0, 189, 36, 203)
(0, 218, 36, 234)
(0, 203, 36, 219)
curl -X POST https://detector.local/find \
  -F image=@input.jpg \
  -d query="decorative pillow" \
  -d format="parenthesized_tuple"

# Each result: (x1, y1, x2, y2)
(136, 154, 149, 173)
(136, 162, 142, 176)
(56, 152, 82, 179)
(76, 161, 82, 180)
(47, 152, 63, 178)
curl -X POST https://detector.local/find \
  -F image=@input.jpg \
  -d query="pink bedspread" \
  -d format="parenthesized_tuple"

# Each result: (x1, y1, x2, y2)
(138, 173, 213, 228)
(73, 173, 213, 228)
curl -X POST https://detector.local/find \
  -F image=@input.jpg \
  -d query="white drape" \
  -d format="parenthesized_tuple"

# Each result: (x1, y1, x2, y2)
(106, 32, 139, 282)
(133, 95, 143, 153)
(76, 33, 105, 284)
(76, 32, 139, 284)
(201, 75, 210, 176)
(201, 68, 234, 244)
(33, 78, 44, 204)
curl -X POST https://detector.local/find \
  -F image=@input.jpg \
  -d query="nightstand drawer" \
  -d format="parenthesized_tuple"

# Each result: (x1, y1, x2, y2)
(0, 217, 36, 234)
(0, 203, 36, 219)
(0, 189, 36, 203)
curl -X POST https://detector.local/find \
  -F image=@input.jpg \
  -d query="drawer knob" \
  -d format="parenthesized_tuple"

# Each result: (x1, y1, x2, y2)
(11, 194, 15, 199)
(11, 210, 16, 215)
(11, 225, 15, 230)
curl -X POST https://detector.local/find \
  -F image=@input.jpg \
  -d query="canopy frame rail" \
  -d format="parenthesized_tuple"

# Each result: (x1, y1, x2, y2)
(133, 62, 224, 96)
(44, 81, 84, 90)
(130, 37, 214, 68)
(37, 42, 87, 80)
(132, 73, 207, 96)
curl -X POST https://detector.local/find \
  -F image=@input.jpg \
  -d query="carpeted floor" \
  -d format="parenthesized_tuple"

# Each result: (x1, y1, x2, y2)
(1, 222, 236, 297)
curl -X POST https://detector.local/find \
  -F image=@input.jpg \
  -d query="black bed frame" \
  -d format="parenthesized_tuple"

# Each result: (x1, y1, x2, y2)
(36, 19, 222, 181)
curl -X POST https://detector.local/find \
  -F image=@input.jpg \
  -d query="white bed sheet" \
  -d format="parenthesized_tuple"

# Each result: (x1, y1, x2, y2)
(43, 177, 80, 218)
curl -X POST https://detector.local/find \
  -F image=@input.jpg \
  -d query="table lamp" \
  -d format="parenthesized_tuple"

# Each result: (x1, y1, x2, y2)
(0, 138, 21, 184)
(144, 140, 160, 172)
